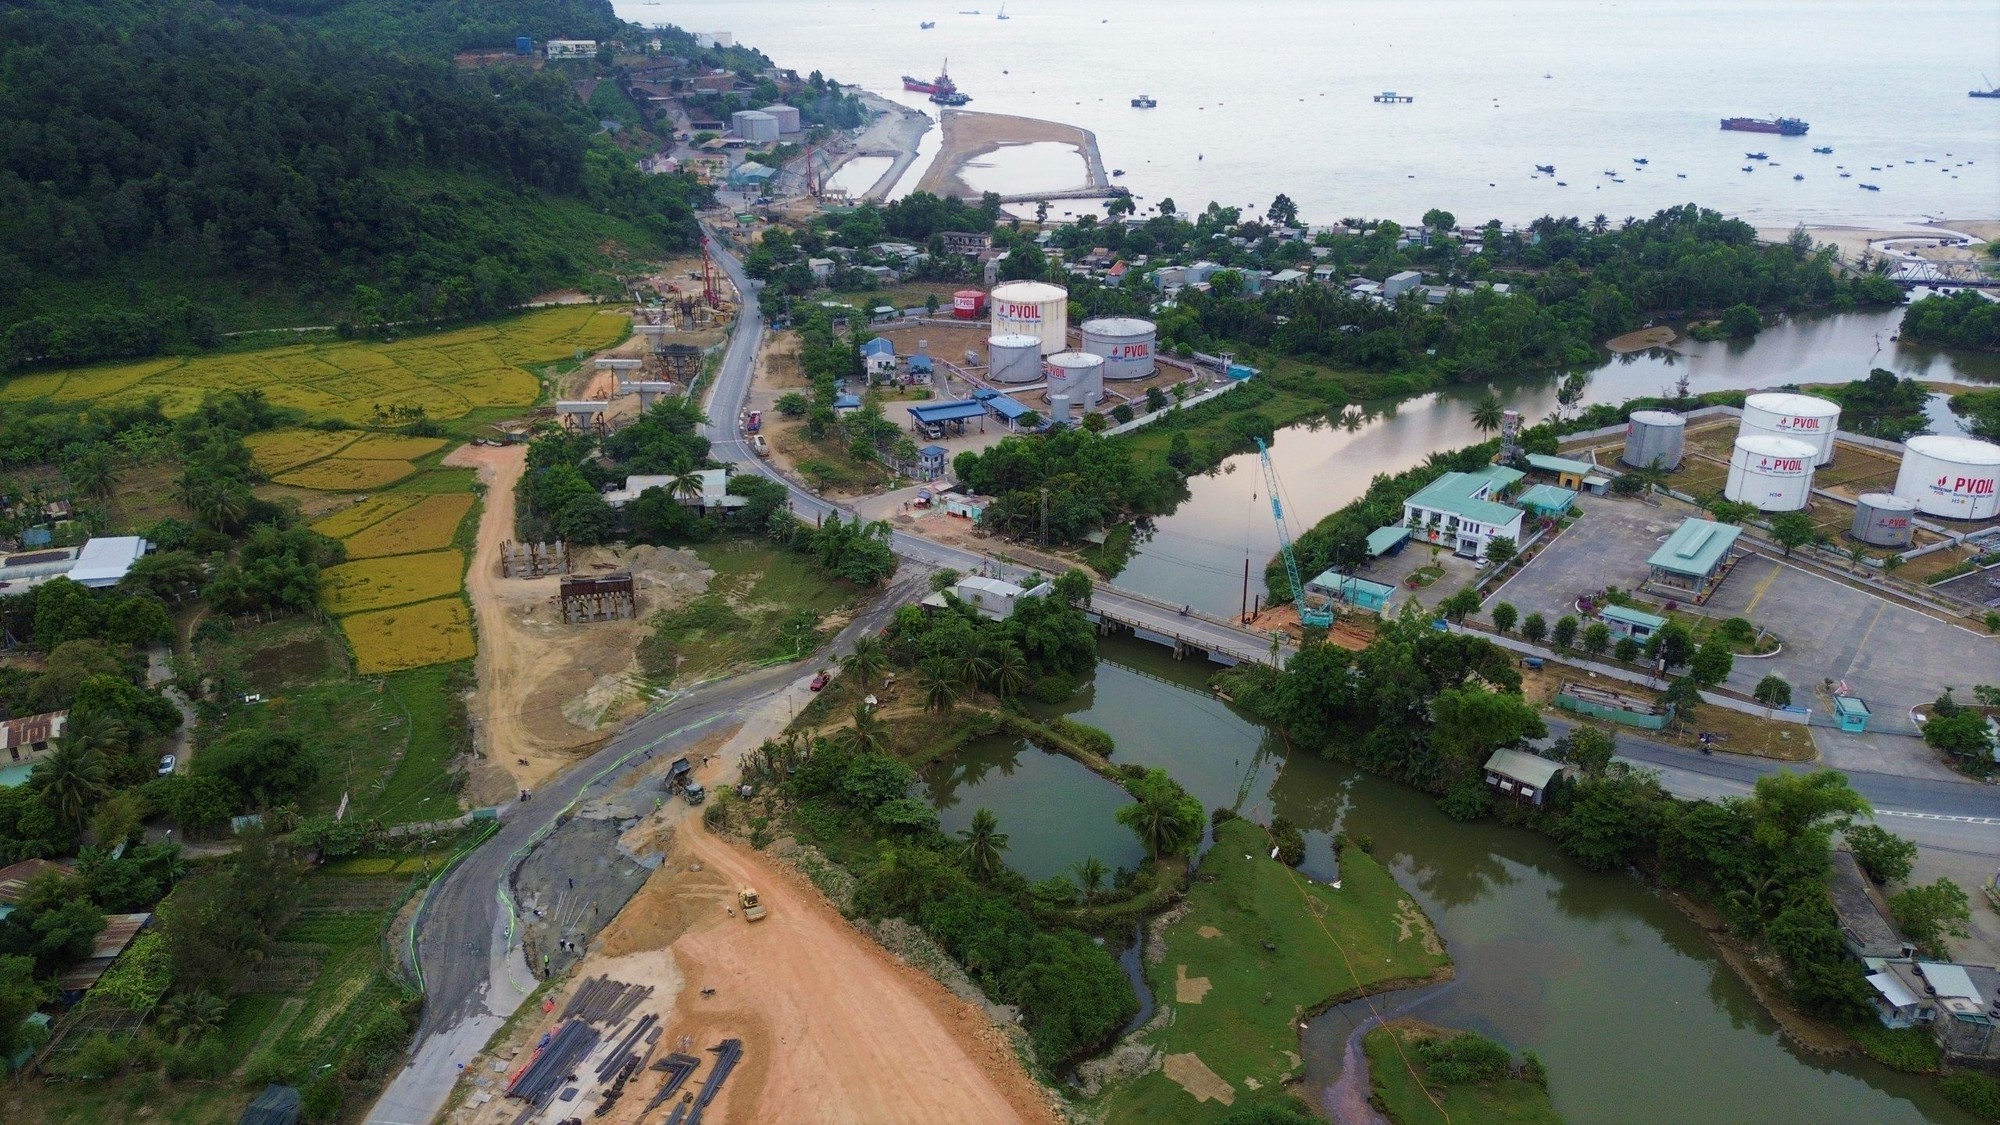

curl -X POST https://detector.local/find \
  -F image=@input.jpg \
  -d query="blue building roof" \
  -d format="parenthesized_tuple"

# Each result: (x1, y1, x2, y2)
(919, 444, 949, 459)
(908, 355, 934, 373)
(1526, 453, 1596, 476)
(1516, 483, 1578, 514)
(860, 337, 894, 357)
(1365, 526, 1411, 556)
(984, 394, 1033, 421)
(832, 393, 861, 409)
(908, 400, 989, 424)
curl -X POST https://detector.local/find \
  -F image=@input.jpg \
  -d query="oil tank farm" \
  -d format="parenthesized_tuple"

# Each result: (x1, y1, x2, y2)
(1724, 435, 1816, 511)
(730, 110, 780, 143)
(990, 281, 1069, 354)
(758, 104, 802, 133)
(1850, 492, 1919, 547)
(952, 289, 988, 320)
(1048, 393, 1072, 423)
(1622, 410, 1687, 470)
(987, 334, 1042, 383)
(1893, 434, 2000, 519)
(1044, 352, 1104, 408)
(1080, 317, 1158, 380)
(1739, 392, 1841, 466)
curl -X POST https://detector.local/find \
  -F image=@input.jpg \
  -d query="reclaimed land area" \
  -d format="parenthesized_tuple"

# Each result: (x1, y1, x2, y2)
(912, 108, 1109, 200)
(1097, 816, 1451, 1122)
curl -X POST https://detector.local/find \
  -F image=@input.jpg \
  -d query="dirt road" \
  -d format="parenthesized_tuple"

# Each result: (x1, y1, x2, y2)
(445, 445, 709, 806)
(611, 824, 1060, 1125)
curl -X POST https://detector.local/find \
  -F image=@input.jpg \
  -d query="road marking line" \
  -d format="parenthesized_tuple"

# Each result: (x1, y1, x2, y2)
(1741, 562, 1781, 617)
(1878, 810, 2000, 825)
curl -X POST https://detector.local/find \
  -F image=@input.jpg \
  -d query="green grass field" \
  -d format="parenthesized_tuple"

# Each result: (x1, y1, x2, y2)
(1364, 1022, 1562, 1124)
(638, 542, 862, 684)
(1099, 818, 1450, 1123)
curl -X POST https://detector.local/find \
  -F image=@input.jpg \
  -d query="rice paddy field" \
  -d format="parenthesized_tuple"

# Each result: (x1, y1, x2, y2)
(0, 304, 627, 423)
(341, 598, 477, 674)
(323, 549, 466, 614)
(336, 494, 475, 559)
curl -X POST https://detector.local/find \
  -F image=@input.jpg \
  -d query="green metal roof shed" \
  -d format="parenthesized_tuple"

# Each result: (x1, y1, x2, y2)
(1527, 453, 1596, 476)
(1365, 526, 1411, 557)
(1516, 483, 1578, 516)
(1600, 604, 1667, 638)
(1647, 518, 1742, 580)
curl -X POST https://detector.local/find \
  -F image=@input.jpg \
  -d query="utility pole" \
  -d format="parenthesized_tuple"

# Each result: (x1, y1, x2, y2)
(1039, 486, 1049, 547)
(1241, 558, 1251, 624)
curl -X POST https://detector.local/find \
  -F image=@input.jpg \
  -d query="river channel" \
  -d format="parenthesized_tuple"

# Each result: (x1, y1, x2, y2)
(1119, 303, 2000, 616)
(938, 634, 1977, 1122)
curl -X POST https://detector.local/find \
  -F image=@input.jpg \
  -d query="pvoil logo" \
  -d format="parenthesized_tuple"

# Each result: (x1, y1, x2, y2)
(1926, 475, 1995, 497)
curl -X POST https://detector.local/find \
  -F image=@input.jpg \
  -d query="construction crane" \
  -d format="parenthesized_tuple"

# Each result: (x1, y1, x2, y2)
(1255, 437, 1333, 629)
(699, 236, 721, 308)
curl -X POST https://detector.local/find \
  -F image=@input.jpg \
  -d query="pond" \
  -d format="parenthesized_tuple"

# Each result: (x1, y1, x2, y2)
(925, 635, 1976, 1122)
(1118, 302, 2000, 615)
(954, 141, 1092, 197)
(915, 733, 1145, 883)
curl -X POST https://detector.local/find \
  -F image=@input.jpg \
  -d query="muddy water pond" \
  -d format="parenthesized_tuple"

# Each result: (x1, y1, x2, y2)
(927, 636, 1974, 1122)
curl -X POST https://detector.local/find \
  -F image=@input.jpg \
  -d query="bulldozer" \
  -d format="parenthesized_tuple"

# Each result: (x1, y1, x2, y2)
(738, 887, 767, 922)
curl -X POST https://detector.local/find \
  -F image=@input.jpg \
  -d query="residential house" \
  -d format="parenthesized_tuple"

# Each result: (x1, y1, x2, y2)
(861, 337, 897, 375)
(941, 492, 992, 521)
(917, 445, 950, 481)
(1828, 849, 1912, 961)
(1483, 749, 1564, 806)
(1515, 483, 1578, 518)
(601, 470, 744, 512)
(0, 858, 74, 919)
(1384, 270, 1423, 299)
(807, 258, 835, 283)
(1, 710, 67, 766)
(70, 536, 148, 588)
(939, 231, 990, 256)
(1599, 604, 1666, 641)
(1401, 465, 1525, 560)
(923, 575, 1052, 621)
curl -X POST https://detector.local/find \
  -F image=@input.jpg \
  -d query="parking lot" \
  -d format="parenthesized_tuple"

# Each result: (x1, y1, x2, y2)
(1487, 495, 1683, 623)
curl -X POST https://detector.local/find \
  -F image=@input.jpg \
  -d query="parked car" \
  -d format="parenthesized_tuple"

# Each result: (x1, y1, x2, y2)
(157, 754, 176, 776)
(744, 410, 763, 434)
(752, 434, 769, 458)
(809, 670, 831, 692)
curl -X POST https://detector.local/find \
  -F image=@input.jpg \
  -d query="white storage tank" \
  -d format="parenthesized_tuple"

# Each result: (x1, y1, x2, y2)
(1047, 393, 1071, 423)
(1622, 410, 1687, 470)
(1080, 317, 1158, 380)
(759, 104, 802, 133)
(987, 334, 1042, 384)
(1725, 435, 1817, 512)
(1893, 434, 2000, 520)
(730, 110, 780, 143)
(1044, 352, 1104, 408)
(1850, 493, 1919, 547)
(990, 280, 1069, 354)
(1739, 392, 1841, 466)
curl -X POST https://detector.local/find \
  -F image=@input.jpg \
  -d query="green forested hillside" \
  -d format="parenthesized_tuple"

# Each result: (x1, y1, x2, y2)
(0, 0, 709, 369)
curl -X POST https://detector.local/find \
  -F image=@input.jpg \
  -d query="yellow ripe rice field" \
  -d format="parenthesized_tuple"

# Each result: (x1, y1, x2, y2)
(323, 549, 465, 614)
(274, 457, 418, 492)
(310, 494, 425, 539)
(337, 434, 449, 461)
(245, 429, 362, 475)
(0, 305, 628, 423)
(339, 495, 475, 559)
(341, 597, 476, 675)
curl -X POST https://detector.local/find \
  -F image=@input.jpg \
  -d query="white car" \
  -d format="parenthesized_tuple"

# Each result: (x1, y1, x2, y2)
(157, 754, 177, 776)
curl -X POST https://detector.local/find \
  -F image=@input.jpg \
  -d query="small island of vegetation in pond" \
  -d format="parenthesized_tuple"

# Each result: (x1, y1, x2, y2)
(1364, 1019, 1561, 1124)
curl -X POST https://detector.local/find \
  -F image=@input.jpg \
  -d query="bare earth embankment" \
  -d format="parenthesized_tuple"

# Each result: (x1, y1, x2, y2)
(914, 108, 1107, 199)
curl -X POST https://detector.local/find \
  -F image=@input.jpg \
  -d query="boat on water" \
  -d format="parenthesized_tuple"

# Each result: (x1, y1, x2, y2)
(1535, 164, 1555, 174)
(1859, 183, 1881, 191)
(921, 21, 935, 29)
(1722, 116, 1809, 135)
(1131, 94, 1157, 108)
(1972, 73, 2000, 98)
(1812, 145, 1833, 154)
(1372, 91, 1414, 104)
(1793, 174, 1804, 181)
(904, 59, 968, 104)
(996, 4, 1009, 18)
(1633, 156, 1648, 164)
(1840, 172, 1851, 178)
(1111, 169, 1124, 177)
(1745, 151, 1768, 160)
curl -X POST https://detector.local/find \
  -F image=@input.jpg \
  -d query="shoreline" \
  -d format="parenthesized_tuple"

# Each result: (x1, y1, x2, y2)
(913, 108, 1110, 200)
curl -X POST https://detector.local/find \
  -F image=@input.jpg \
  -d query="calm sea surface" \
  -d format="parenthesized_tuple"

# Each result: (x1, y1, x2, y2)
(636, 0, 2000, 227)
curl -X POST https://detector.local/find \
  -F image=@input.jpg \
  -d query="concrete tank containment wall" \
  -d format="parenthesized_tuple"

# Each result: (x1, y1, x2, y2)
(1850, 493, 1919, 547)
(988, 334, 1042, 384)
(990, 281, 1069, 354)
(1725, 435, 1816, 512)
(1045, 352, 1104, 408)
(1739, 392, 1841, 466)
(1894, 434, 2000, 520)
(1080, 317, 1158, 380)
(952, 290, 988, 320)
(1622, 410, 1687, 470)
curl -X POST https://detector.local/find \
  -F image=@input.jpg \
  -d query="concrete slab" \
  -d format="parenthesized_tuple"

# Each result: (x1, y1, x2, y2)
(1485, 496, 1682, 624)
(1701, 554, 1993, 732)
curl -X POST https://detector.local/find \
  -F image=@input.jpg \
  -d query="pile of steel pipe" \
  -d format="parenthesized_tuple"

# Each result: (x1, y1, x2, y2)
(507, 1021, 600, 1103)
(560, 977, 655, 1026)
(642, 1053, 702, 1114)
(686, 1039, 743, 1125)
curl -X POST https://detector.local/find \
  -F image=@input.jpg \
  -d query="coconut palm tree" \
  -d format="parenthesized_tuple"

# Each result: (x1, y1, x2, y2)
(1590, 213, 1610, 235)
(955, 639, 996, 691)
(841, 703, 890, 756)
(958, 808, 1009, 882)
(1470, 393, 1504, 436)
(840, 635, 889, 688)
(65, 445, 117, 501)
(988, 643, 1029, 699)
(33, 714, 121, 830)
(919, 661, 960, 713)
(160, 990, 227, 1045)
(1071, 856, 1108, 904)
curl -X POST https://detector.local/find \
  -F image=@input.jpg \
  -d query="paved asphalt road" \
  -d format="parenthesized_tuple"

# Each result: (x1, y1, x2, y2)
(371, 227, 1998, 1123)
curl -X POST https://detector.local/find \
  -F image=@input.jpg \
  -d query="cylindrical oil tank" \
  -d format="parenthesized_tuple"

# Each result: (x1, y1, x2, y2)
(1740, 392, 1841, 466)
(1850, 492, 1919, 547)
(952, 289, 987, 320)
(1080, 316, 1157, 380)
(1893, 434, 2000, 519)
(1725, 435, 1816, 511)
(1622, 410, 1687, 470)
(990, 281, 1069, 354)
(987, 334, 1042, 384)
(1044, 352, 1104, 408)
(1047, 393, 1071, 423)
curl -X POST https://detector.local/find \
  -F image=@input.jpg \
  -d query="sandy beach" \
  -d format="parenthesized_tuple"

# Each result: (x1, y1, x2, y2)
(913, 109, 1108, 200)
(1757, 219, 1994, 264)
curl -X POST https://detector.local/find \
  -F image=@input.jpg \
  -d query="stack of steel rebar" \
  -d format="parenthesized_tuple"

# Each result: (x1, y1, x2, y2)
(642, 1053, 702, 1114)
(685, 1039, 743, 1125)
(507, 1021, 601, 1103)
(560, 977, 655, 1026)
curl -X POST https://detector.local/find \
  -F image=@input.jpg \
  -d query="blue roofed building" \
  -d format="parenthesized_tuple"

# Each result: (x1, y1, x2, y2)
(917, 444, 949, 480)
(908, 354, 934, 376)
(907, 400, 988, 437)
(1305, 569, 1396, 614)
(1515, 483, 1578, 518)
(1599, 604, 1666, 640)
(1402, 465, 1525, 560)
(861, 336, 896, 375)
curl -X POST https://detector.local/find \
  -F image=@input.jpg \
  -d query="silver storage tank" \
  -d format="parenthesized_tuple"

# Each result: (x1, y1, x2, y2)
(1622, 410, 1686, 470)
(1850, 492, 1918, 547)
(1047, 393, 1071, 423)
(1080, 317, 1158, 380)
(988, 334, 1042, 383)
(1045, 352, 1104, 408)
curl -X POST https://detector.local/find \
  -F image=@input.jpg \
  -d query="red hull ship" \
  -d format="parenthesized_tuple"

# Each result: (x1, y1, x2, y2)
(903, 60, 958, 97)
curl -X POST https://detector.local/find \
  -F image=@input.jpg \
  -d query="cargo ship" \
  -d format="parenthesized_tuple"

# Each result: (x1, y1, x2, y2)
(1721, 116, 1809, 135)
(903, 60, 959, 97)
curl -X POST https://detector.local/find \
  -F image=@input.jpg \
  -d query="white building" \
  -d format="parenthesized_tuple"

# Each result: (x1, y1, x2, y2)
(924, 575, 1053, 621)
(69, 536, 149, 589)
(1401, 465, 1525, 560)
(1384, 270, 1423, 299)
(602, 470, 743, 512)
(545, 39, 598, 59)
